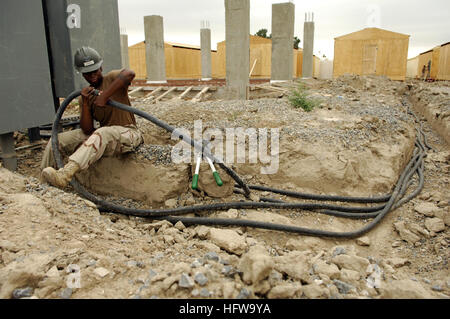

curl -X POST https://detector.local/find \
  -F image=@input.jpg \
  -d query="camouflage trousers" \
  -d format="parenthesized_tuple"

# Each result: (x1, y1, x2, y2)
(40, 125, 143, 171)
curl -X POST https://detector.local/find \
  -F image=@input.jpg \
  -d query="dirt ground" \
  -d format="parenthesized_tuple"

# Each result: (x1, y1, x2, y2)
(0, 75, 448, 299)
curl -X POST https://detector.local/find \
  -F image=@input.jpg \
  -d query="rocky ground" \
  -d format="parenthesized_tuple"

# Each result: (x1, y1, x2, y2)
(0, 75, 448, 299)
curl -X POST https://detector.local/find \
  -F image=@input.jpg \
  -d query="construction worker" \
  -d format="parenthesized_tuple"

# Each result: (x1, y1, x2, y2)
(41, 46, 143, 188)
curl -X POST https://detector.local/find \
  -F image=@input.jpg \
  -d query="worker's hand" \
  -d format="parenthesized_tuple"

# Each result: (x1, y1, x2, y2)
(81, 86, 95, 98)
(94, 91, 107, 107)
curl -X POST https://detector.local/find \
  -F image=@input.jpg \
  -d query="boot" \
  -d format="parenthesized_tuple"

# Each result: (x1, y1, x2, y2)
(42, 160, 80, 188)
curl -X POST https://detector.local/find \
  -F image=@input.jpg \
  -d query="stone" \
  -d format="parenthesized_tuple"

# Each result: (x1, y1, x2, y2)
(200, 288, 211, 297)
(380, 279, 434, 299)
(333, 280, 356, 295)
(267, 283, 302, 299)
(174, 221, 186, 230)
(195, 226, 211, 239)
(60, 288, 72, 299)
(340, 268, 361, 284)
(312, 260, 340, 279)
(332, 247, 346, 257)
(178, 273, 195, 288)
(204, 251, 219, 262)
(93, 267, 109, 278)
(394, 221, 420, 244)
(414, 202, 440, 217)
(12, 287, 33, 299)
(45, 266, 60, 278)
(222, 282, 236, 299)
(208, 228, 247, 255)
(331, 254, 370, 273)
(274, 251, 312, 284)
(356, 236, 371, 246)
(194, 272, 208, 286)
(407, 223, 430, 238)
(386, 258, 410, 268)
(238, 246, 274, 284)
(164, 198, 177, 208)
(424, 218, 445, 233)
(237, 288, 251, 299)
(302, 284, 327, 299)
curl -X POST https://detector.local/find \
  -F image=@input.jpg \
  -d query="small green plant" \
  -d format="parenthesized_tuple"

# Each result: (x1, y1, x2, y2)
(288, 84, 319, 112)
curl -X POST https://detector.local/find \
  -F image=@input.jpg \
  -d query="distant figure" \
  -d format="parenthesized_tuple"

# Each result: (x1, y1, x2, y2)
(426, 60, 431, 81)
(421, 65, 426, 81)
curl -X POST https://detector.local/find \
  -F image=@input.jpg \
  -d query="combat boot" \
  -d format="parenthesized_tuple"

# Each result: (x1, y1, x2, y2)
(42, 160, 80, 188)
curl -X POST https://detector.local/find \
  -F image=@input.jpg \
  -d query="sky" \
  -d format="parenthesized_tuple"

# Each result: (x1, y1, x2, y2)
(117, 0, 450, 59)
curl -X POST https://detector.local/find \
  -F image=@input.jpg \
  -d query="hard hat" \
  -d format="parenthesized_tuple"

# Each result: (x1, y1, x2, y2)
(74, 46, 103, 73)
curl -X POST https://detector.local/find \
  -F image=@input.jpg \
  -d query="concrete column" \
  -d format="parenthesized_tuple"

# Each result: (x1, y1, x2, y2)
(225, 0, 250, 100)
(302, 13, 315, 78)
(201, 28, 212, 80)
(0, 132, 17, 171)
(144, 15, 167, 84)
(271, 2, 295, 83)
(120, 34, 130, 69)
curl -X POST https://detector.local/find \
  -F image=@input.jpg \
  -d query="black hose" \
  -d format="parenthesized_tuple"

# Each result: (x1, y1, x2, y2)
(50, 91, 427, 238)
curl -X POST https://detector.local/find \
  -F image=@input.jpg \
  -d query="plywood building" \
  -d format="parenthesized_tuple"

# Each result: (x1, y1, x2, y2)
(129, 35, 320, 80)
(333, 27, 410, 81)
(416, 42, 450, 81)
(406, 56, 419, 78)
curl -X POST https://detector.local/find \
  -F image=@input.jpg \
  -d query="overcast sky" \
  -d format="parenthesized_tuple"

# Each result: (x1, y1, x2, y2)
(117, 0, 450, 59)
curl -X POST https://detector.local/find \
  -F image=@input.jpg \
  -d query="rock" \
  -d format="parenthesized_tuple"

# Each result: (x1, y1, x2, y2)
(222, 282, 236, 298)
(191, 259, 203, 268)
(195, 226, 211, 239)
(164, 198, 177, 208)
(407, 223, 430, 238)
(274, 251, 312, 284)
(45, 266, 60, 278)
(191, 289, 199, 297)
(267, 283, 302, 299)
(424, 218, 445, 233)
(174, 221, 186, 230)
(178, 273, 195, 288)
(333, 280, 356, 295)
(393, 221, 420, 244)
(331, 254, 370, 273)
(93, 267, 110, 278)
(0, 240, 22, 253)
(204, 251, 219, 262)
(414, 202, 440, 217)
(208, 228, 247, 255)
(312, 260, 340, 280)
(237, 288, 251, 299)
(356, 236, 370, 246)
(194, 272, 208, 286)
(386, 258, 410, 268)
(199, 288, 211, 297)
(340, 268, 361, 285)
(60, 288, 72, 299)
(431, 285, 443, 292)
(302, 284, 328, 299)
(12, 287, 33, 299)
(380, 279, 434, 299)
(238, 246, 274, 284)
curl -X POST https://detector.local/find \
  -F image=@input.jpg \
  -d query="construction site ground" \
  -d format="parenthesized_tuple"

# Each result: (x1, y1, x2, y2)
(0, 75, 448, 300)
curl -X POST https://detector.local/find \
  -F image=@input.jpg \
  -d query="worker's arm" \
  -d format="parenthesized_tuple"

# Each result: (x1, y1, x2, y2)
(94, 69, 136, 107)
(80, 87, 95, 135)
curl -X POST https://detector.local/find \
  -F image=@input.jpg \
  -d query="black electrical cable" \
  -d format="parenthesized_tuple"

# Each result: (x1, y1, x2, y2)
(50, 90, 427, 238)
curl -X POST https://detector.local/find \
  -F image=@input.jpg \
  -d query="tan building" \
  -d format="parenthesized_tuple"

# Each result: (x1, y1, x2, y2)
(333, 27, 410, 81)
(129, 35, 318, 80)
(417, 42, 450, 81)
(128, 41, 218, 80)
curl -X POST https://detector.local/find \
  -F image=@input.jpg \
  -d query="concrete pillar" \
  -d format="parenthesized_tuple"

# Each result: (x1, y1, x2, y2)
(271, 2, 295, 83)
(201, 27, 212, 80)
(302, 13, 315, 78)
(144, 15, 167, 84)
(0, 133, 17, 171)
(225, 0, 250, 100)
(120, 34, 130, 69)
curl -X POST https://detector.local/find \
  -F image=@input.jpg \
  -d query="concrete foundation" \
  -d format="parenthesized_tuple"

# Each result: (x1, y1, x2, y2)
(144, 15, 167, 83)
(0, 133, 17, 171)
(120, 34, 130, 69)
(302, 13, 315, 78)
(225, 0, 250, 100)
(271, 2, 295, 82)
(201, 28, 212, 80)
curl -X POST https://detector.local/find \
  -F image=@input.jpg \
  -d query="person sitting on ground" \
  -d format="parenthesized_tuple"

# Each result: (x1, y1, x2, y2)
(41, 46, 143, 188)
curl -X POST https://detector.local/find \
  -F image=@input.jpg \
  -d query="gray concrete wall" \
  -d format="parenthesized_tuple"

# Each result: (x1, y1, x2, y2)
(302, 20, 315, 78)
(201, 28, 212, 80)
(225, 0, 250, 100)
(120, 34, 130, 69)
(271, 2, 295, 82)
(144, 15, 167, 83)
